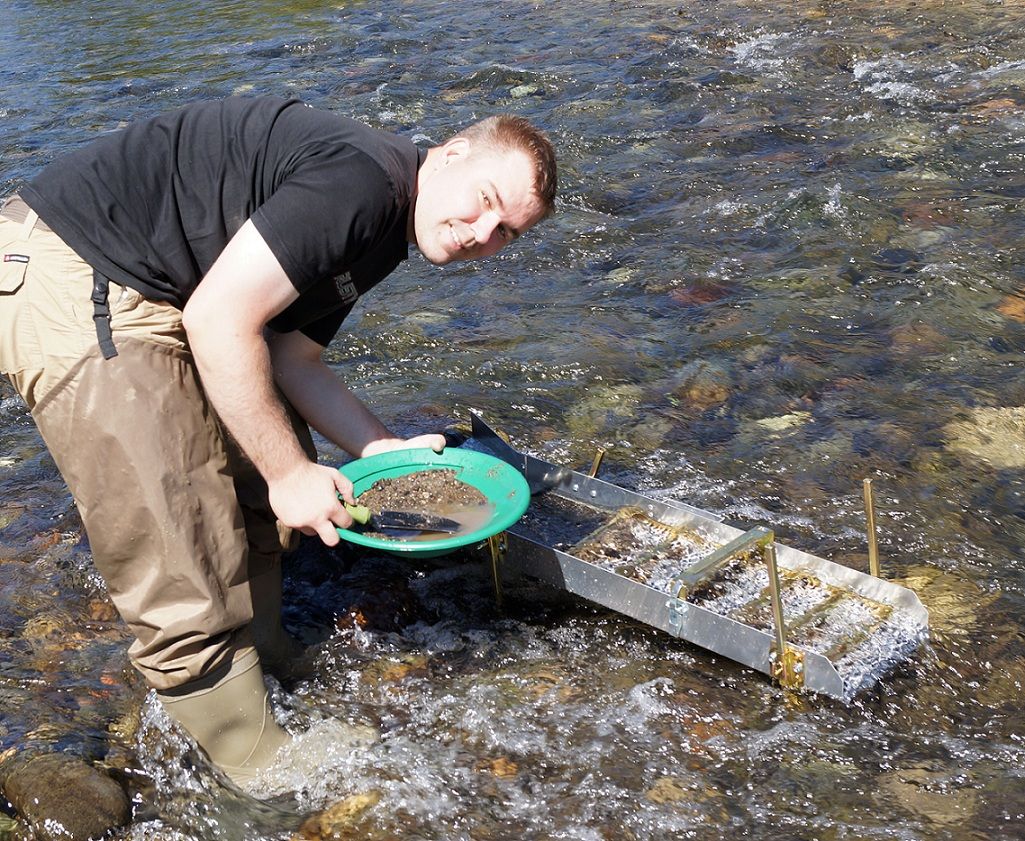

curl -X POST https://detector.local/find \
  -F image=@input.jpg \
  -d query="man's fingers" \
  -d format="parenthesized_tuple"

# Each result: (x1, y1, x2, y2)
(316, 520, 340, 547)
(332, 468, 356, 505)
(405, 433, 447, 453)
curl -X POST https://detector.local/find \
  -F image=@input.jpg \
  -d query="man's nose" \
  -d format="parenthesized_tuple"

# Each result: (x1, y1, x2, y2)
(470, 211, 501, 245)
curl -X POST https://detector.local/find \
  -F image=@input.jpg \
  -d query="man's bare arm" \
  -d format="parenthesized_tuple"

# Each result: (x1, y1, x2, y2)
(182, 219, 354, 545)
(268, 329, 446, 457)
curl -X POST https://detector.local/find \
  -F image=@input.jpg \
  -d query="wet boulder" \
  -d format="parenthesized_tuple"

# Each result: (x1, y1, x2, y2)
(0, 752, 130, 841)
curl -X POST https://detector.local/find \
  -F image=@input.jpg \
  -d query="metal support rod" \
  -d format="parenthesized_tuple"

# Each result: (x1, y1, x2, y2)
(487, 533, 506, 610)
(588, 447, 607, 478)
(863, 478, 881, 578)
(763, 541, 805, 690)
(764, 541, 788, 664)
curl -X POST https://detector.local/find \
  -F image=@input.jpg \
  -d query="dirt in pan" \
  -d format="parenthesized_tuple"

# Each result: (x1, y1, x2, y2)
(356, 469, 493, 541)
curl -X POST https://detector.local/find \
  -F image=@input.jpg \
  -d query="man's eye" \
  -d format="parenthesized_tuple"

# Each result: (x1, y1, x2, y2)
(481, 191, 491, 208)
(498, 225, 510, 240)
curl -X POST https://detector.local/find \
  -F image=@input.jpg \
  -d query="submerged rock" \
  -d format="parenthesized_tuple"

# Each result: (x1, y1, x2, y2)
(943, 407, 1025, 469)
(565, 383, 645, 440)
(645, 775, 688, 803)
(889, 321, 946, 356)
(754, 410, 812, 433)
(509, 83, 541, 98)
(997, 294, 1025, 323)
(896, 564, 997, 641)
(880, 767, 978, 828)
(670, 361, 732, 411)
(0, 752, 131, 841)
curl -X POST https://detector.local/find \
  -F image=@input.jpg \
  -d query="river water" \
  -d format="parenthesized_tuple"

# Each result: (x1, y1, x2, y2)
(2, 0, 1025, 838)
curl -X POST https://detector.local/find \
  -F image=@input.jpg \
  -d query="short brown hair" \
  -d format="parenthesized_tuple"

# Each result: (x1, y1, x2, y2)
(457, 115, 557, 218)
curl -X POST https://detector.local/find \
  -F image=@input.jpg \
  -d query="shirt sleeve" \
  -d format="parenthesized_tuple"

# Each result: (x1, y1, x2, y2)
(267, 284, 354, 346)
(297, 307, 351, 347)
(250, 145, 400, 295)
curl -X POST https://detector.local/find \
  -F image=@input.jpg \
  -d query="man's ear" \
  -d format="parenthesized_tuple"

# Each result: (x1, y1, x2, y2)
(439, 136, 471, 165)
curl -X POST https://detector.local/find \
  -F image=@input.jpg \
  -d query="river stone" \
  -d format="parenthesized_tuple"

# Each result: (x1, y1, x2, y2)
(754, 411, 811, 433)
(943, 407, 1025, 468)
(294, 791, 381, 840)
(889, 321, 946, 356)
(509, 84, 540, 98)
(623, 415, 674, 451)
(645, 776, 688, 803)
(483, 756, 518, 778)
(670, 361, 732, 410)
(897, 564, 997, 640)
(0, 753, 130, 841)
(565, 383, 644, 439)
(604, 267, 636, 284)
(880, 767, 978, 827)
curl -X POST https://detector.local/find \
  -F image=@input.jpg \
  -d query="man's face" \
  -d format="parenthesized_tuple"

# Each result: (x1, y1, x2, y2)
(413, 141, 545, 266)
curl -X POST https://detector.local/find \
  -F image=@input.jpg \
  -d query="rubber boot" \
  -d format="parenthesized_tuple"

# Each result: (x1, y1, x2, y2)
(157, 647, 290, 788)
(248, 566, 311, 682)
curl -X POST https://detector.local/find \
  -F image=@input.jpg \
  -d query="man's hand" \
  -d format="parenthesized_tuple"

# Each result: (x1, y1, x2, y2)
(267, 462, 356, 546)
(360, 434, 446, 458)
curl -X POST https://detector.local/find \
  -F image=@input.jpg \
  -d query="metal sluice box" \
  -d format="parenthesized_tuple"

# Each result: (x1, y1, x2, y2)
(468, 413, 929, 703)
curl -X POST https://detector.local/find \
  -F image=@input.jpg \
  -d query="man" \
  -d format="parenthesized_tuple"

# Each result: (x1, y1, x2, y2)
(0, 96, 557, 786)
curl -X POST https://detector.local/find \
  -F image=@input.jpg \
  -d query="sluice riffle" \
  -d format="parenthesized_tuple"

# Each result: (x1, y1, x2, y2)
(3, 0, 1025, 837)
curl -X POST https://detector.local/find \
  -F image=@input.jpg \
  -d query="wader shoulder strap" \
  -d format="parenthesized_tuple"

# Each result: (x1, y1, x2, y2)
(91, 271, 118, 360)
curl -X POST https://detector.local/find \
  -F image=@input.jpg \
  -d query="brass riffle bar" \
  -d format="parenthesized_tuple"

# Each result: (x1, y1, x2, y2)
(863, 478, 881, 578)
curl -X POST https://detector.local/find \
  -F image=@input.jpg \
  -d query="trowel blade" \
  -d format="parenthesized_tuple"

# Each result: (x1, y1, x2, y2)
(369, 509, 461, 533)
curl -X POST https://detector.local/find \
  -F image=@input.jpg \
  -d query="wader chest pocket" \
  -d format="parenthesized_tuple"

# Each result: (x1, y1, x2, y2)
(0, 254, 29, 294)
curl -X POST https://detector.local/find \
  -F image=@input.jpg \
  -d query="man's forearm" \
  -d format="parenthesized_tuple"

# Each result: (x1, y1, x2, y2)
(270, 344, 396, 457)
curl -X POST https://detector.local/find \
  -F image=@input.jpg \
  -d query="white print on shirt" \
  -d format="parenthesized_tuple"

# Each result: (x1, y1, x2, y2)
(334, 274, 359, 304)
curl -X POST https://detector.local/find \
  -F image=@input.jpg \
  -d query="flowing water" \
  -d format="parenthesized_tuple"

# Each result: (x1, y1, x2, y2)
(2, 0, 1025, 837)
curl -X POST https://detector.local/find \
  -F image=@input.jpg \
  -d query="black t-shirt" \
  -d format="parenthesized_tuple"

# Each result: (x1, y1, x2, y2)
(21, 96, 424, 346)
